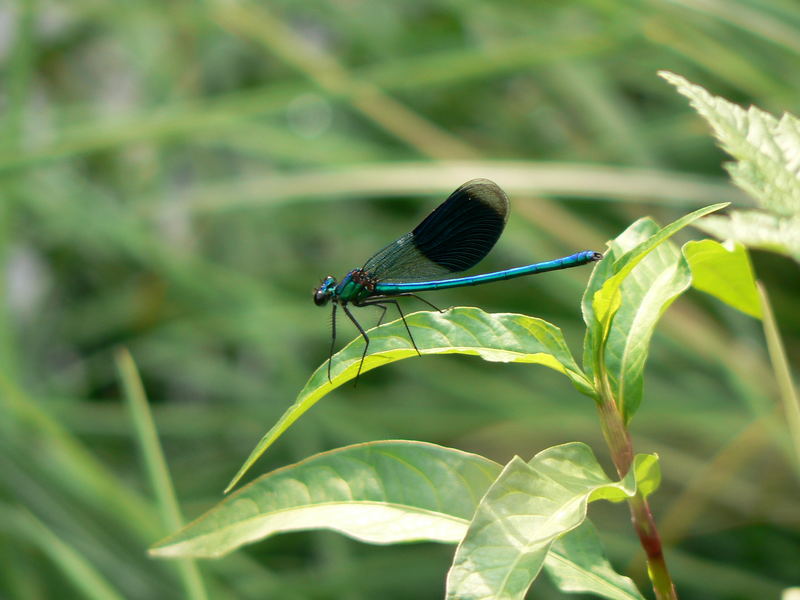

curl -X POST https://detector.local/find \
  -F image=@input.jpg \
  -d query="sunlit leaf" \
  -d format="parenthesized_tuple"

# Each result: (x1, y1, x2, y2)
(590, 203, 727, 332)
(633, 453, 661, 499)
(583, 214, 720, 422)
(697, 211, 800, 262)
(545, 521, 645, 600)
(582, 218, 657, 379)
(226, 307, 590, 492)
(660, 71, 800, 263)
(157, 439, 655, 600)
(151, 441, 502, 558)
(659, 71, 800, 216)
(684, 239, 762, 318)
(604, 233, 692, 422)
(445, 442, 658, 600)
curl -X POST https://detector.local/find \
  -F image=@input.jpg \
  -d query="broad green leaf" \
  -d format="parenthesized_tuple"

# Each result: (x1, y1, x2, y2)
(151, 441, 502, 558)
(659, 71, 800, 216)
(226, 307, 590, 492)
(783, 588, 800, 600)
(583, 205, 726, 421)
(583, 218, 698, 421)
(545, 521, 645, 600)
(603, 235, 692, 422)
(684, 239, 762, 319)
(445, 442, 658, 600)
(582, 218, 658, 379)
(591, 202, 727, 330)
(155, 439, 652, 600)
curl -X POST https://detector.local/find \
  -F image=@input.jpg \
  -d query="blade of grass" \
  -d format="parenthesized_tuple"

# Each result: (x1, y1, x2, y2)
(657, 418, 769, 546)
(664, 0, 800, 55)
(0, 28, 618, 172)
(757, 283, 800, 475)
(646, 19, 788, 102)
(115, 348, 208, 600)
(0, 373, 159, 536)
(0, 505, 126, 600)
(169, 161, 746, 215)
(213, 3, 479, 160)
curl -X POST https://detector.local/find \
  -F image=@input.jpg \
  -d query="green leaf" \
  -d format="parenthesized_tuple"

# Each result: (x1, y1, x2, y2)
(545, 521, 645, 600)
(633, 453, 661, 499)
(151, 441, 502, 558)
(156, 439, 653, 600)
(590, 203, 727, 332)
(659, 70, 800, 216)
(605, 233, 692, 422)
(660, 71, 800, 263)
(445, 442, 657, 600)
(582, 219, 658, 378)
(683, 239, 762, 319)
(226, 307, 590, 492)
(697, 211, 800, 262)
(584, 215, 716, 422)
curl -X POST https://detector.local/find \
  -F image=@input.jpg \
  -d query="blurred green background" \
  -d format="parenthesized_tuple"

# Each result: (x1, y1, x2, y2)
(1, 1, 798, 598)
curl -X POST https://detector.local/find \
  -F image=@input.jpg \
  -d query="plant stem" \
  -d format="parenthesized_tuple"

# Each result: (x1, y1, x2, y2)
(758, 283, 800, 473)
(597, 393, 678, 600)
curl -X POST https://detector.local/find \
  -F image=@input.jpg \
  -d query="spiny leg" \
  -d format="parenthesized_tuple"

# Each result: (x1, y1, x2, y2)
(372, 302, 389, 327)
(395, 293, 445, 313)
(327, 303, 338, 382)
(342, 304, 370, 384)
(358, 299, 421, 357)
(371, 292, 444, 313)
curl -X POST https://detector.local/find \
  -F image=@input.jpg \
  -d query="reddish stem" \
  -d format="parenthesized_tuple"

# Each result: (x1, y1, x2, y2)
(597, 395, 677, 600)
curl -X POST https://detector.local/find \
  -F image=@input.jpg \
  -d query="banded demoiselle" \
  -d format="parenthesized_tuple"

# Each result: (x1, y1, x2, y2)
(313, 179, 602, 381)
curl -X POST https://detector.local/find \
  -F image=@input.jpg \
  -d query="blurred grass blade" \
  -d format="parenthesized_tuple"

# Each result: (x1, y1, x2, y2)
(665, 0, 800, 55)
(757, 285, 800, 474)
(546, 521, 645, 600)
(0, 505, 125, 600)
(0, 29, 616, 170)
(115, 348, 208, 600)
(152, 441, 502, 557)
(0, 373, 159, 537)
(684, 239, 762, 318)
(225, 307, 592, 493)
(172, 161, 747, 215)
(445, 442, 658, 600)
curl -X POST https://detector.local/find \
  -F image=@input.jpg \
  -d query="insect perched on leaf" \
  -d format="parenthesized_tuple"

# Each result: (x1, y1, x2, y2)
(313, 179, 602, 381)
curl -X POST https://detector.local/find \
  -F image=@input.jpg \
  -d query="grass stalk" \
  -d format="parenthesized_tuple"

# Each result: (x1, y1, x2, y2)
(115, 348, 208, 600)
(758, 283, 800, 475)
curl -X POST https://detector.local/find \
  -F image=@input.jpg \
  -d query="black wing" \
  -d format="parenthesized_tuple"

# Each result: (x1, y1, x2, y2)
(363, 179, 509, 282)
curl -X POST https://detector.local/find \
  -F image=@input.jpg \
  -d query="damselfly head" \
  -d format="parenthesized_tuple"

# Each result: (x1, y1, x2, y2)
(313, 276, 336, 306)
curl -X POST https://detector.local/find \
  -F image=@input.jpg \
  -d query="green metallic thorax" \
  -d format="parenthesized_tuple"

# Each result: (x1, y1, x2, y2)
(334, 269, 376, 304)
